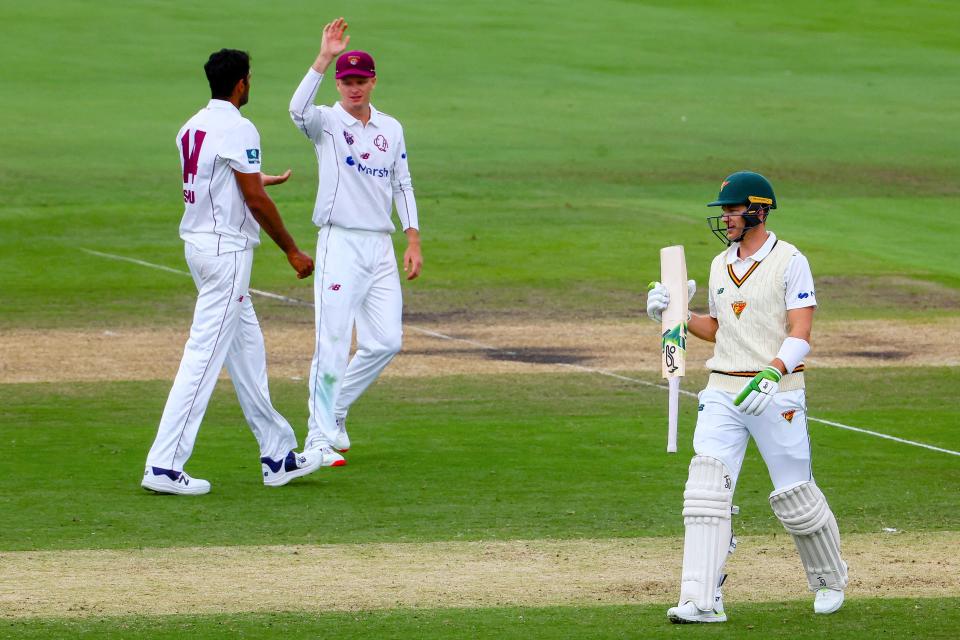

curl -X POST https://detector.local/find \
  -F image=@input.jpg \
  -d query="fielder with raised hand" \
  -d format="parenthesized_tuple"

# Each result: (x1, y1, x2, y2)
(289, 18, 422, 458)
(646, 172, 847, 623)
(142, 49, 328, 496)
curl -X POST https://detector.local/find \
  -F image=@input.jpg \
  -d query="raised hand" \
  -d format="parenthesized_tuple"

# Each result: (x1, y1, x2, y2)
(321, 18, 350, 59)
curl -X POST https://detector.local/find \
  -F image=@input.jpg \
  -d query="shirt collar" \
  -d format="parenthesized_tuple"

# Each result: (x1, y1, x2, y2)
(207, 99, 240, 113)
(334, 101, 380, 127)
(725, 231, 778, 264)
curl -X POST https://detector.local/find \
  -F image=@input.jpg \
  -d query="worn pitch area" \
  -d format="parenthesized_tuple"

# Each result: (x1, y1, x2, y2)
(4, 318, 958, 383)
(1, 532, 957, 618)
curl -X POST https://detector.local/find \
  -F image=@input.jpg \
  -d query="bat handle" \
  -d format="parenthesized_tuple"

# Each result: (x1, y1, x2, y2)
(667, 377, 680, 453)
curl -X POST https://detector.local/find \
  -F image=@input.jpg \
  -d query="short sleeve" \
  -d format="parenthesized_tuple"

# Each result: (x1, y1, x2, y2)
(223, 119, 262, 174)
(785, 252, 817, 310)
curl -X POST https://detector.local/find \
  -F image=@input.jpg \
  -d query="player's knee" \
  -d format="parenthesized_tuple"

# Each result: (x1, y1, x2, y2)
(368, 334, 401, 360)
(766, 453, 812, 490)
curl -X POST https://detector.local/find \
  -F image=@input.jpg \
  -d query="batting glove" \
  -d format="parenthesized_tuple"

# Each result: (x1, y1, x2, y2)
(734, 366, 782, 415)
(646, 280, 696, 323)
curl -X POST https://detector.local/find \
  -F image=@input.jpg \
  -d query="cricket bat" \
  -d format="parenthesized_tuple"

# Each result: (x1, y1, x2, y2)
(660, 246, 688, 453)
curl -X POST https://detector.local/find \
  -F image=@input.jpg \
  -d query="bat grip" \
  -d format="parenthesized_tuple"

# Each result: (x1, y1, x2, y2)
(667, 377, 680, 453)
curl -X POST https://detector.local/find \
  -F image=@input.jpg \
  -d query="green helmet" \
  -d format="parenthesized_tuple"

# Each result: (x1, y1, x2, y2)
(707, 171, 777, 210)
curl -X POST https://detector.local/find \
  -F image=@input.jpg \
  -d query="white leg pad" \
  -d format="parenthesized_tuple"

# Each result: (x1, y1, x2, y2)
(679, 455, 734, 611)
(769, 481, 848, 591)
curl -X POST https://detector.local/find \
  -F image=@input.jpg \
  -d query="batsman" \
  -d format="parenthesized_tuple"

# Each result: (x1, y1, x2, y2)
(646, 171, 848, 623)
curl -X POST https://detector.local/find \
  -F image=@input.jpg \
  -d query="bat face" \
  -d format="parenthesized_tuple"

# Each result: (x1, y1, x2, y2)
(662, 322, 687, 375)
(660, 245, 688, 379)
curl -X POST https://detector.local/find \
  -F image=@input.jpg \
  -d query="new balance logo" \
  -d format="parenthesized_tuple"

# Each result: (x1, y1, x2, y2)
(329, 284, 342, 291)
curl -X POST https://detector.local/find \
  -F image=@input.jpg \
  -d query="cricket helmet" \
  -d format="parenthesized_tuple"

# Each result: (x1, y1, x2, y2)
(706, 171, 776, 245)
(707, 171, 777, 209)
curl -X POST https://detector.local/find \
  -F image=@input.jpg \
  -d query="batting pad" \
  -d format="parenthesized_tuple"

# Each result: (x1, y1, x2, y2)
(679, 455, 734, 611)
(769, 481, 848, 591)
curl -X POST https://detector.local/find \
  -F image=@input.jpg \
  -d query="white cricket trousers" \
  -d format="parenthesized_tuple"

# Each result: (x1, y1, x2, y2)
(306, 225, 402, 450)
(694, 388, 812, 492)
(146, 244, 297, 471)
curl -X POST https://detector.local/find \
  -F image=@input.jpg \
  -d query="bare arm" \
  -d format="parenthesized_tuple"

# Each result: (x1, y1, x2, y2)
(688, 311, 719, 343)
(233, 170, 314, 279)
(770, 306, 814, 373)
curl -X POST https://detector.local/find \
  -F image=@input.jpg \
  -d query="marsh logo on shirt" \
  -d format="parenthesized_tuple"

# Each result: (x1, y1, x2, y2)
(344, 155, 389, 178)
(246, 149, 260, 164)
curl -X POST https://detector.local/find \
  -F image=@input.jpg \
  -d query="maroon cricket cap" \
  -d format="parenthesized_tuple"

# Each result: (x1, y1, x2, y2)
(335, 50, 376, 79)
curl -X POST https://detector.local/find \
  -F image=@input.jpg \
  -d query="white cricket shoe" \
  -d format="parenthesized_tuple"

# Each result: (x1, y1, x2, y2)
(667, 601, 727, 624)
(333, 415, 350, 452)
(814, 588, 844, 614)
(306, 445, 347, 468)
(261, 450, 323, 487)
(141, 466, 211, 495)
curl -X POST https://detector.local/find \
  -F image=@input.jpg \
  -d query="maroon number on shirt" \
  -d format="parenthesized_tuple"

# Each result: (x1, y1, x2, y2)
(181, 129, 206, 203)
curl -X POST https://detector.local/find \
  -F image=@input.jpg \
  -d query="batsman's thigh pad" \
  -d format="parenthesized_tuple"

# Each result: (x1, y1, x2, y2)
(679, 455, 734, 611)
(769, 481, 848, 591)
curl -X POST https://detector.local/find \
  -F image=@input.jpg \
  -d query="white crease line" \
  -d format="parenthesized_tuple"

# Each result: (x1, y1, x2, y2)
(82, 248, 960, 458)
(80, 248, 311, 306)
(804, 417, 960, 457)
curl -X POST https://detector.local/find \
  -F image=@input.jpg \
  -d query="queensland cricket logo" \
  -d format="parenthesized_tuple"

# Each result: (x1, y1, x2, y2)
(732, 300, 747, 318)
(782, 410, 796, 423)
(661, 322, 687, 374)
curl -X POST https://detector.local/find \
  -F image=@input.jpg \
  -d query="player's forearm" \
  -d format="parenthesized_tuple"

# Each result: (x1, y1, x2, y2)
(395, 187, 419, 231)
(688, 312, 718, 343)
(405, 227, 421, 245)
(246, 197, 299, 255)
(312, 53, 335, 74)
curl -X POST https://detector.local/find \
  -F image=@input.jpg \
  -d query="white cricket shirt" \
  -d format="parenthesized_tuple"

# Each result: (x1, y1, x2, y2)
(707, 232, 817, 318)
(289, 69, 419, 232)
(176, 99, 263, 255)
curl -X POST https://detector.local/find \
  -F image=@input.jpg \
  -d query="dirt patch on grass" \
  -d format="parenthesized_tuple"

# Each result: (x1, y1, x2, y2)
(0, 532, 956, 619)
(817, 275, 960, 314)
(2, 317, 958, 384)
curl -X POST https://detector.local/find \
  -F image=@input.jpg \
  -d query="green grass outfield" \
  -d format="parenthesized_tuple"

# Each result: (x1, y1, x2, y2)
(2, 0, 959, 636)
(1, 0, 959, 326)
(7, 600, 960, 640)
(1, 369, 958, 551)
